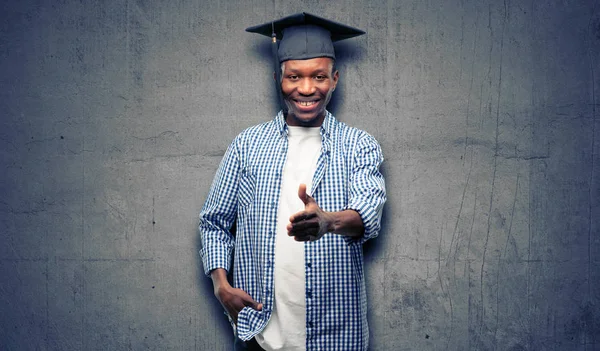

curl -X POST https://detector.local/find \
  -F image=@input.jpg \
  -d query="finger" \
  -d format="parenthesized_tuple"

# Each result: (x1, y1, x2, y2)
(288, 219, 319, 233)
(290, 227, 319, 239)
(230, 288, 262, 311)
(226, 303, 242, 324)
(242, 295, 263, 311)
(298, 183, 309, 205)
(289, 211, 316, 223)
(225, 298, 246, 318)
(293, 233, 317, 242)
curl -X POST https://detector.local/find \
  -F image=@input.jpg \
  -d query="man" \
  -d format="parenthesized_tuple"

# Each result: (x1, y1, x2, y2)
(199, 13, 386, 351)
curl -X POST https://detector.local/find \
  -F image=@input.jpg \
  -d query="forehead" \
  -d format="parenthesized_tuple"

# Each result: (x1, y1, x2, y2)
(283, 57, 334, 72)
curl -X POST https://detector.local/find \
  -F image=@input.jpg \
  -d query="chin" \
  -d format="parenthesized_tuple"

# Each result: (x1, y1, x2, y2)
(287, 110, 324, 126)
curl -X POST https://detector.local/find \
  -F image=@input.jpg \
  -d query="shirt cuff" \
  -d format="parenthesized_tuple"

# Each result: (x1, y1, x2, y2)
(346, 198, 383, 244)
(200, 240, 233, 276)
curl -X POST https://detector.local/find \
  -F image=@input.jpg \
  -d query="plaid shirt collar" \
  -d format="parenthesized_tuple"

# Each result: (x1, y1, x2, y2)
(274, 110, 335, 140)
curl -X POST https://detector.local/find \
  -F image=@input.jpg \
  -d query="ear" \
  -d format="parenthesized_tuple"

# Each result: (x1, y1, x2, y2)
(332, 70, 339, 90)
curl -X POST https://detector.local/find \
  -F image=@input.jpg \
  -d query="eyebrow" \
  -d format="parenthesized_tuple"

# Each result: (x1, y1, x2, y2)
(285, 68, 330, 75)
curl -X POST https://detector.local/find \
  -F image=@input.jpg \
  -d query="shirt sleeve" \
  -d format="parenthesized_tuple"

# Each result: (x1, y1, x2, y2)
(346, 133, 386, 244)
(198, 137, 240, 276)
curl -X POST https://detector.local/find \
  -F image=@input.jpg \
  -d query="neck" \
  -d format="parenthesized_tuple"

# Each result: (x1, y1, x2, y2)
(284, 112, 326, 127)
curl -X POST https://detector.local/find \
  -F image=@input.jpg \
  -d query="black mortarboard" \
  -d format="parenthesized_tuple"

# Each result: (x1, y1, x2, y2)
(245, 12, 365, 114)
(246, 12, 365, 62)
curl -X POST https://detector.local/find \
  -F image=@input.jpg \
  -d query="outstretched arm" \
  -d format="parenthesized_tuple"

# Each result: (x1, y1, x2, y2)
(287, 134, 386, 243)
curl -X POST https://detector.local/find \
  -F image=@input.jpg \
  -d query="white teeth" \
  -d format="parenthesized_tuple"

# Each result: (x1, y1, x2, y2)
(298, 101, 316, 106)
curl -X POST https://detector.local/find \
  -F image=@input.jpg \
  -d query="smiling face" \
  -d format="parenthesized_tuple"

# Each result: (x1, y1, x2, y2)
(280, 57, 339, 127)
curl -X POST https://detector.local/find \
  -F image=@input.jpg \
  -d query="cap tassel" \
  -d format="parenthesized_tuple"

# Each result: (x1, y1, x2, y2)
(271, 22, 287, 115)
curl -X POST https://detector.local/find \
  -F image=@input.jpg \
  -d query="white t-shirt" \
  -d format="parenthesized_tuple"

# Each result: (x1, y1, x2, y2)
(256, 126, 321, 351)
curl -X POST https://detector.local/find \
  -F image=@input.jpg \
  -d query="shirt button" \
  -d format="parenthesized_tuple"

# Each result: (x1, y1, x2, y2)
(307, 321, 313, 328)
(306, 262, 311, 268)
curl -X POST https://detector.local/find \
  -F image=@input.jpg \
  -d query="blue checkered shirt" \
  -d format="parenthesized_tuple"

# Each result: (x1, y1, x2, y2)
(199, 111, 386, 350)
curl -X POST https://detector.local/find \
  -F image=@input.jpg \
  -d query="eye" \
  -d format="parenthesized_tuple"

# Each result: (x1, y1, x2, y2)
(315, 75, 327, 81)
(288, 75, 299, 81)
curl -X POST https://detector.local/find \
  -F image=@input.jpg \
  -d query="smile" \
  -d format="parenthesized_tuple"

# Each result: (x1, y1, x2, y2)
(294, 100, 318, 107)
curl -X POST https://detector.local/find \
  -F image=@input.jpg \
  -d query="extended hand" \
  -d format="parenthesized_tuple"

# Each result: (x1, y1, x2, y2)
(287, 184, 333, 242)
(214, 284, 262, 324)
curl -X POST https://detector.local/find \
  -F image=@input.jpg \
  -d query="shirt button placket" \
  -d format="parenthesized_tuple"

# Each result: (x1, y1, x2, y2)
(306, 260, 313, 342)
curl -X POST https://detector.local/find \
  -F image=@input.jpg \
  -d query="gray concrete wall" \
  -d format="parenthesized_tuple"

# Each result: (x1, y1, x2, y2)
(1, 0, 598, 350)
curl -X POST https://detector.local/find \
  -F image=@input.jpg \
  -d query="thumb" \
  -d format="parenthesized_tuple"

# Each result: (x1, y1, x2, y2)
(298, 183, 310, 205)
(239, 290, 262, 310)
(243, 295, 263, 311)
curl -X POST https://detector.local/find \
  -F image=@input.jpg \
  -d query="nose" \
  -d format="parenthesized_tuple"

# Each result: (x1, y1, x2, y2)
(297, 78, 316, 95)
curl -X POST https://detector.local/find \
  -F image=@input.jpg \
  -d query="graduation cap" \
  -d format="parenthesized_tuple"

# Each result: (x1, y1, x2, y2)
(246, 12, 365, 113)
(246, 12, 365, 62)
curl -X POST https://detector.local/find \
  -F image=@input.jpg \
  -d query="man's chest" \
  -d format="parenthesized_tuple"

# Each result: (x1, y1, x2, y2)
(239, 136, 352, 212)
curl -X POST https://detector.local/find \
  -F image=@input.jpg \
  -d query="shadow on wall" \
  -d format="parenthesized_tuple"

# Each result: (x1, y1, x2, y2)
(195, 225, 234, 342)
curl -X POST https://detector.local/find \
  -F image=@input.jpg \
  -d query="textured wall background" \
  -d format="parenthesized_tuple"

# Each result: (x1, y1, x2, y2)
(1, 0, 598, 350)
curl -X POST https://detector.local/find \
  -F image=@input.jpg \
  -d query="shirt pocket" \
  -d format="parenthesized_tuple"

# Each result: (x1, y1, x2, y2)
(238, 167, 256, 209)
